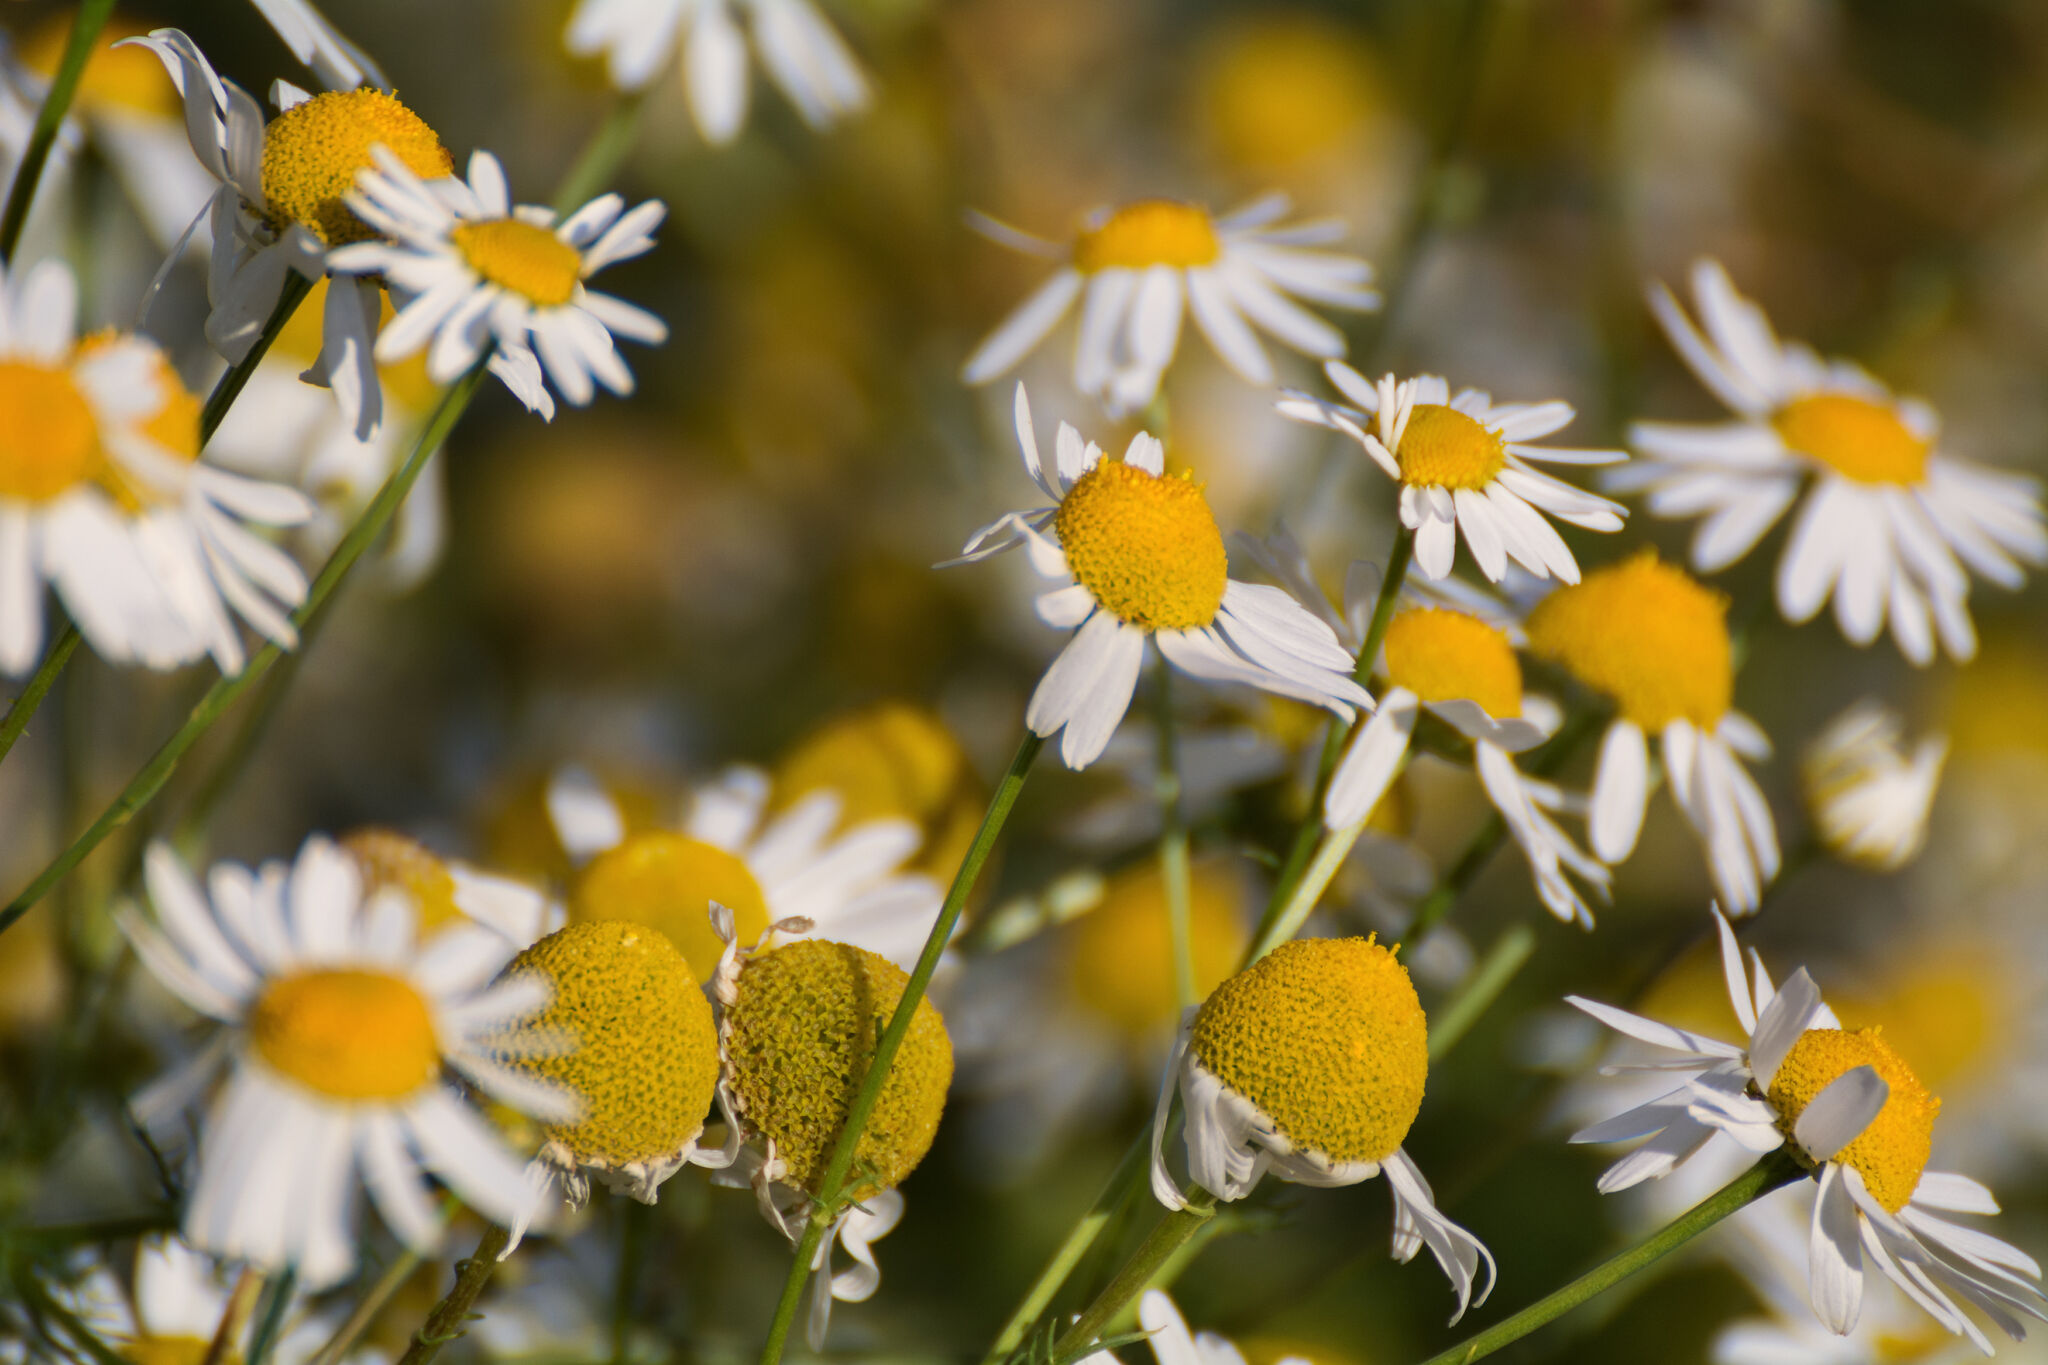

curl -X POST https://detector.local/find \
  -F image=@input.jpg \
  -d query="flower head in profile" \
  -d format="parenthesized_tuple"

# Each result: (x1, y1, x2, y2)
(952, 386, 1370, 769)
(1570, 908, 2047, 1351)
(1620, 258, 2048, 665)
(1279, 364, 1627, 584)
(1801, 701, 1946, 874)
(330, 148, 667, 420)
(120, 836, 577, 1286)
(963, 195, 1377, 416)
(1151, 936, 1495, 1323)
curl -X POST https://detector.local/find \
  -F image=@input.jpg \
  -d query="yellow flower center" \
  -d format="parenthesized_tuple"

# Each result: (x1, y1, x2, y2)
(1190, 936, 1428, 1164)
(261, 90, 452, 247)
(340, 828, 464, 936)
(568, 831, 770, 983)
(1771, 394, 1931, 486)
(452, 220, 583, 308)
(724, 939, 953, 1199)
(1054, 460, 1228, 631)
(1768, 1026, 1939, 1214)
(1073, 201, 1222, 273)
(1066, 860, 1248, 1039)
(249, 968, 439, 1100)
(1196, 16, 1382, 173)
(1382, 607, 1522, 717)
(773, 702, 982, 884)
(23, 16, 179, 119)
(120, 1338, 214, 1365)
(1524, 552, 1731, 730)
(1393, 404, 1507, 491)
(507, 922, 718, 1168)
(0, 362, 99, 503)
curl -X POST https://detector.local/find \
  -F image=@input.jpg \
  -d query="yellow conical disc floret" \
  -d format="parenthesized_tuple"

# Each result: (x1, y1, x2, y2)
(1768, 1026, 1940, 1214)
(1055, 460, 1228, 631)
(1074, 201, 1221, 273)
(1383, 607, 1522, 717)
(1524, 551, 1731, 730)
(1190, 936, 1427, 1164)
(1068, 860, 1246, 1039)
(568, 831, 771, 981)
(724, 939, 953, 1200)
(341, 828, 464, 936)
(250, 968, 439, 1100)
(507, 922, 719, 1171)
(1772, 394, 1930, 486)
(1394, 404, 1506, 490)
(452, 220, 583, 307)
(261, 90, 451, 246)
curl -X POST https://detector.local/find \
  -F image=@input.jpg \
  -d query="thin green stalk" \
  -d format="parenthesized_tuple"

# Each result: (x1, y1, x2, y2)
(0, 0, 116, 262)
(1107, 1205, 1243, 1336)
(1427, 923, 1534, 1061)
(980, 1135, 1148, 1365)
(200, 275, 314, 442)
(1409, 1151, 1803, 1365)
(245, 1267, 297, 1365)
(309, 1197, 457, 1365)
(1245, 807, 1372, 964)
(0, 364, 488, 940)
(0, 624, 79, 769)
(396, 1224, 510, 1365)
(553, 92, 647, 213)
(16, 1269, 128, 1365)
(1048, 1193, 1216, 1363)
(202, 1270, 263, 1365)
(1155, 662, 1194, 1011)
(612, 1198, 653, 1364)
(758, 731, 1046, 1365)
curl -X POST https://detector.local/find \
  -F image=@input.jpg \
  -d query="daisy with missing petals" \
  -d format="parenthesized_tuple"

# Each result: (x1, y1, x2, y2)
(1620, 259, 2048, 665)
(0, 258, 312, 677)
(565, 0, 868, 145)
(330, 148, 667, 419)
(1278, 364, 1628, 584)
(1152, 936, 1495, 1323)
(1801, 701, 1946, 874)
(1569, 908, 2048, 1352)
(952, 386, 1370, 770)
(1525, 551, 1780, 915)
(963, 195, 1378, 416)
(121, 836, 577, 1287)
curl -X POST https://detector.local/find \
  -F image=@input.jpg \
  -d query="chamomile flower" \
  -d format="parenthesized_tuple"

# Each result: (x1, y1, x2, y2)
(1801, 701, 1946, 873)
(329, 148, 667, 418)
(1278, 365, 1628, 584)
(565, 0, 868, 146)
(1525, 551, 1780, 915)
(545, 762, 944, 979)
(1621, 258, 2048, 665)
(963, 195, 1378, 416)
(952, 386, 1369, 770)
(1151, 936, 1495, 1323)
(43, 1237, 338, 1365)
(132, 29, 455, 440)
(1570, 908, 2048, 1351)
(120, 836, 576, 1287)
(711, 915, 952, 1350)
(248, 0, 378, 92)
(338, 827, 553, 947)
(0, 258, 313, 677)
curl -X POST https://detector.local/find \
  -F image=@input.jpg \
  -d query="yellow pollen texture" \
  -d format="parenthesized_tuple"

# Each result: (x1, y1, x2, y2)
(1393, 404, 1507, 490)
(725, 939, 952, 1199)
(1055, 460, 1228, 631)
(1771, 393, 1931, 486)
(569, 831, 770, 982)
(1768, 1026, 1939, 1214)
(250, 968, 439, 1101)
(1068, 860, 1247, 1038)
(0, 362, 98, 503)
(1073, 201, 1222, 273)
(341, 829, 463, 936)
(1383, 608, 1522, 717)
(1190, 936, 1428, 1164)
(453, 220, 583, 307)
(508, 922, 719, 1168)
(119, 1338, 212, 1365)
(261, 90, 451, 246)
(1524, 552, 1732, 730)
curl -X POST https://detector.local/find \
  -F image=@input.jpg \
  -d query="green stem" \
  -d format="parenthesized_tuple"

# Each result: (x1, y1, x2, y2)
(1408, 1151, 1804, 1365)
(308, 1197, 457, 1365)
(1426, 923, 1534, 1061)
(199, 275, 314, 443)
(757, 731, 1046, 1365)
(0, 0, 116, 262)
(1155, 662, 1194, 1011)
(0, 364, 488, 940)
(396, 1224, 510, 1365)
(1244, 808, 1372, 964)
(245, 1267, 297, 1365)
(0, 624, 79, 769)
(612, 1198, 652, 1364)
(1048, 1193, 1216, 1362)
(16, 1268, 128, 1365)
(552, 93, 647, 213)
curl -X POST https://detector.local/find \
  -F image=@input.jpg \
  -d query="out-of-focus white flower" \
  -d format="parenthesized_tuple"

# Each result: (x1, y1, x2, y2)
(1080, 1290, 1313, 1365)
(1802, 701, 1946, 873)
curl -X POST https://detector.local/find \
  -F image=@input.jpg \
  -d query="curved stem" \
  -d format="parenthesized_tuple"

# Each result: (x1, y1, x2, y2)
(1408, 1151, 1804, 1365)
(0, 0, 115, 262)
(981, 1134, 1148, 1365)
(1048, 1193, 1216, 1362)
(1155, 661, 1194, 1011)
(396, 1224, 510, 1365)
(0, 624, 79, 770)
(1426, 923, 1535, 1061)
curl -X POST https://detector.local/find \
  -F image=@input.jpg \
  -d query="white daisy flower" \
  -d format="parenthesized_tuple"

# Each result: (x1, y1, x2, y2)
(543, 761, 943, 980)
(1278, 363, 1629, 584)
(0, 258, 313, 678)
(1620, 258, 2048, 665)
(50, 1237, 338, 1365)
(130, 28, 458, 440)
(1079, 1289, 1312, 1365)
(120, 835, 577, 1288)
(337, 827, 555, 948)
(1524, 551, 1780, 916)
(952, 386, 1371, 770)
(963, 194, 1378, 416)
(328, 147, 668, 419)
(1572, 907, 2048, 1352)
(565, 0, 868, 145)
(1801, 700, 1946, 874)
(1151, 935, 1495, 1323)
